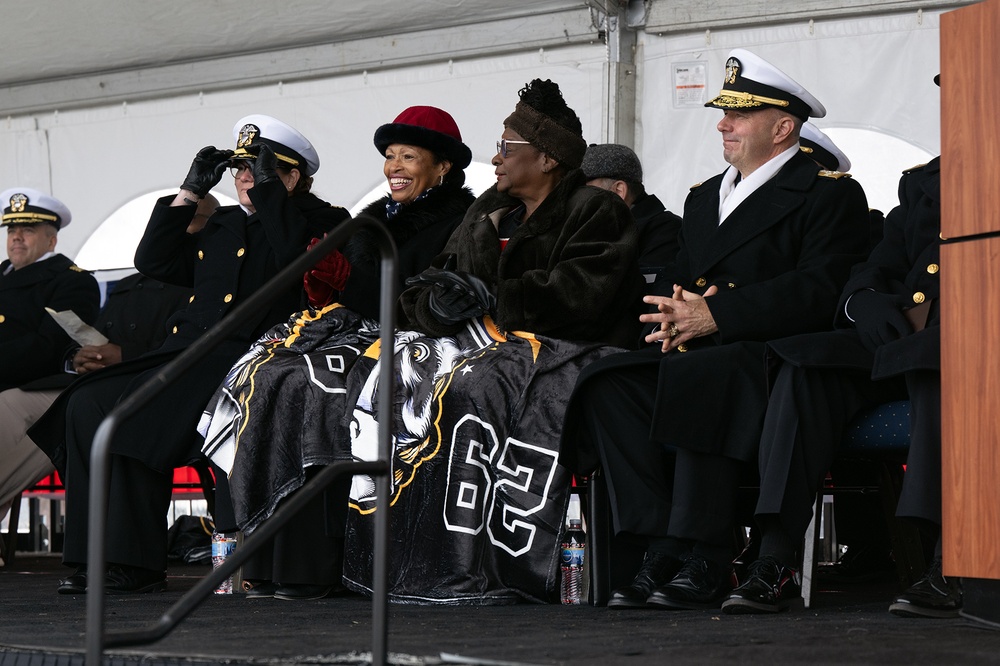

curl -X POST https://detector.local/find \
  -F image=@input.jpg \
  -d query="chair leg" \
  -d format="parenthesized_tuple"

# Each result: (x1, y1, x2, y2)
(587, 468, 611, 606)
(2, 493, 24, 567)
(190, 459, 217, 517)
(800, 492, 822, 609)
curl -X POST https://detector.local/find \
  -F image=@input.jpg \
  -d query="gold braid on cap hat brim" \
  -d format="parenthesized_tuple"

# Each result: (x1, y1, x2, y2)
(503, 101, 586, 170)
(707, 90, 791, 110)
(231, 147, 301, 169)
(2, 212, 59, 225)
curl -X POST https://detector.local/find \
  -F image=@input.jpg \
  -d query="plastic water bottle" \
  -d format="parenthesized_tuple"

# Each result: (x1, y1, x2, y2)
(560, 517, 586, 605)
(211, 531, 237, 594)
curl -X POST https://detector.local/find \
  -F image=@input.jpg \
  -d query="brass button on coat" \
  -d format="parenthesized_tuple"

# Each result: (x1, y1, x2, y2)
(198, 250, 204, 260)
(189, 295, 195, 303)
(927, 263, 939, 274)
(677, 343, 688, 352)
(172, 325, 178, 334)
(224, 294, 233, 303)
(0, 315, 5, 323)
(695, 277, 707, 287)
(727, 282, 736, 289)
(237, 248, 245, 257)
(913, 292, 926, 304)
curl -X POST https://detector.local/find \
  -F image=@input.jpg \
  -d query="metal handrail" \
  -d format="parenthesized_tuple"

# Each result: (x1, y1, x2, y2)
(85, 214, 397, 665)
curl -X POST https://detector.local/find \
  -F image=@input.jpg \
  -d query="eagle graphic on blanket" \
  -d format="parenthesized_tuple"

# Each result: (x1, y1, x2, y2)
(200, 305, 619, 604)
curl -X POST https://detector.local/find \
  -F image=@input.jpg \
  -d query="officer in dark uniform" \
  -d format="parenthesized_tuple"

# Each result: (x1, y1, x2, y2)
(0, 188, 99, 391)
(0, 198, 217, 514)
(30, 115, 350, 594)
(0, 188, 99, 516)
(561, 48, 871, 610)
(581, 143, 682, 279)
(723, 75, 951, 618)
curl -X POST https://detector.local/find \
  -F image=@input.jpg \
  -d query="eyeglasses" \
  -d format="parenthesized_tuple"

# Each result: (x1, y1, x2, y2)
(229, 161, 253, 178)
(496, 139, 531, 158)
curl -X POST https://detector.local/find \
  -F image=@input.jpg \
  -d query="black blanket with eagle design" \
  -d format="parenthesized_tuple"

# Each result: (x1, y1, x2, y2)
(199, 304, 619, 604)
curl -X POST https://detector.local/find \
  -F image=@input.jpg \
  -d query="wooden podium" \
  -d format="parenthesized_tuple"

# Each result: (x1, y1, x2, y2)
(940, 0, 1000, 616)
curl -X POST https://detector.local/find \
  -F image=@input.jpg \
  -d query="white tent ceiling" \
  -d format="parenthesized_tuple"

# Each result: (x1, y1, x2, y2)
(5, 1, 591, 85)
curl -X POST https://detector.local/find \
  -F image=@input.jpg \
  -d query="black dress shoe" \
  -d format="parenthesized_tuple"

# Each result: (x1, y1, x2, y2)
(57, 567, 87, 595)
(274, 583, 335, 601)
(722, 556, 800, 614)
(608, 551, 682, 609)
(888, 558, 962, 618)
(104, 564, 167, 594)
(818, 544, 895, 584)
(647, 553, 733, 610)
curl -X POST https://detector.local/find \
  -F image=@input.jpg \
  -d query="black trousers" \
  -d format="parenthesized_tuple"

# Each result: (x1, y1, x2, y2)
(577, 363, 743, 554)
(754, 362, 939, 541)
(62, 371, 174, 571)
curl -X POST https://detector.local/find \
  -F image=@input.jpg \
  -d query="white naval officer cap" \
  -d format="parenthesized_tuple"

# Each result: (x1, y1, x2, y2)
(705, 48, 826, 120)
(0, 187, 72, 229)
(799, 122, 851, 172)
(230, 114, 320, 176)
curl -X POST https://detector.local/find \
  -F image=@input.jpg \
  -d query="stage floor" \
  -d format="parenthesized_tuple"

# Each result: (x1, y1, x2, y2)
(1, 554, 998, 665)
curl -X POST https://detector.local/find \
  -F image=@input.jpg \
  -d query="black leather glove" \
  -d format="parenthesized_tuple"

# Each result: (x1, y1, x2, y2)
(251, 143, 280, 186)
(180, 146, 233, 197)
(406, 267, 496, 326)
(847, 289, 913, 352)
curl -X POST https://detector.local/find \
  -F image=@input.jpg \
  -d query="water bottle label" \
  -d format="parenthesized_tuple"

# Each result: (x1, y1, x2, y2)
(561, 544, 585, 567)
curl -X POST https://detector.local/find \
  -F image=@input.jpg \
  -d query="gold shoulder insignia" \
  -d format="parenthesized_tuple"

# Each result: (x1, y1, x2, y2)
(68, 264, 84, 272)
(818, 170, 852, 179)
(902, 162, 928, 174)
(690, 181, 704, 190)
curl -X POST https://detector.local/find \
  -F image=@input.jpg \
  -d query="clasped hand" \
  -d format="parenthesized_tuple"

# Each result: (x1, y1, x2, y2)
(72, 343, 123, 374)
(640, 284, 719, 352)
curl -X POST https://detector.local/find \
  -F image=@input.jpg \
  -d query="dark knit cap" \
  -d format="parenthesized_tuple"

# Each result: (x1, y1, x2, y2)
(581, 143, 643, 183)
(503, 79, 587, 169)
(374, 106, 472, 169)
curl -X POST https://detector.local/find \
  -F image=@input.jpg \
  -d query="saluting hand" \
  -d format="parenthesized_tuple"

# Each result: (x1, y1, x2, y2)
(180, 146, 234, 197)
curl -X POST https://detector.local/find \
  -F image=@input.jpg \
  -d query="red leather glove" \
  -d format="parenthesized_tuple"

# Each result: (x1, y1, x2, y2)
(303, 237, 351, 308)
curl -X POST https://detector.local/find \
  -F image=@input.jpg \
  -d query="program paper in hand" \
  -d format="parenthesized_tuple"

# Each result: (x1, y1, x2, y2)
(45, 307, 109, 346)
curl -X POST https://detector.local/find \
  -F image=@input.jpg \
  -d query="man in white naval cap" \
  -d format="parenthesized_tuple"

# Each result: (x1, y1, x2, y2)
(724, 73, 952, 618)
(0, 188, 99, 539)
(0, 188, 99, 390)
(560, 48, 871, 610)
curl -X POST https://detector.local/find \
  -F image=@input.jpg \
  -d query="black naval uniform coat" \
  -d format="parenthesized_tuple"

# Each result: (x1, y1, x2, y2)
(756, 158, 942, 529)
(29, 181, 348, 570)
(563, 150, 871, 469)
(0, 253, 99, 392)
(33, 181, 349, 471)
(19, 273, 194, 393)
(769, 157, 941, 377)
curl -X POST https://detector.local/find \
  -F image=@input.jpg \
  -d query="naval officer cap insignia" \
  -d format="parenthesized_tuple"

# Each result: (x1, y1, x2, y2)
(0, 187, 72, 229)
(705, 48, 825, 120)
(230, 114, 320, 176)
(799, 122, 851, 172)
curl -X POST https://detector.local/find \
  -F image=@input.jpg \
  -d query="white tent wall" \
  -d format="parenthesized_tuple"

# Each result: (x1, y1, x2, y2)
(0, 43, 606, 265)
(637, 9, 943, 217)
